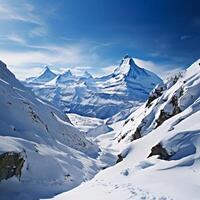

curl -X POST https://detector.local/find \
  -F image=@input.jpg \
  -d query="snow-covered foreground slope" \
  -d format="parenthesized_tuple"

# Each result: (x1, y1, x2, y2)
(50, 59, 200, 200)
(0, 61, 116, 200)
(25, 55, 162, 119)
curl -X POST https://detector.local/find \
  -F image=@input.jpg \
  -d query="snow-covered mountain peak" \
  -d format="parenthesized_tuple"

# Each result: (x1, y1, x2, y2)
(25, 55, 162, 119)
(114, 55, 152, 80)
(83, 70, 93, 79)
(40, 65, 56, 76)
(114, 55, 137, 76)
(31, 66, 57, 83)
(62, 69, 73, 77)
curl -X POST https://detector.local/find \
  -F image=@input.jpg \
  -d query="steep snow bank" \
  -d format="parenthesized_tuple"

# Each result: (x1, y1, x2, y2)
(0, 61, 115, 200)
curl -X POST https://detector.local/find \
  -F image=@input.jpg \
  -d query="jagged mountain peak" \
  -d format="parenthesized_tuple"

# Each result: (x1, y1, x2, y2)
(83, 70, 93, 78)
(114, 55, 145, 77)
(62, 69, 73, 77)
(31, 66, 57, 83)
(40, 65, 56, 76)
(113, 55, 162, 88)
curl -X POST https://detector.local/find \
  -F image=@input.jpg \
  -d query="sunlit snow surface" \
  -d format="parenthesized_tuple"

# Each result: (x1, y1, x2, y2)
(50, 60, 200, 200)
(0, 61, 116, 200)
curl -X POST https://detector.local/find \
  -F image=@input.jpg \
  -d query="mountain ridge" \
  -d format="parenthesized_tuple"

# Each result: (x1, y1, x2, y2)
(25, 55, 162, 119)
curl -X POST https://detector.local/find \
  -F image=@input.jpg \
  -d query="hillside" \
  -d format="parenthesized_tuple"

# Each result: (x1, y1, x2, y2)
(51, 59, 200, 200)
(0, 60, 115, 200)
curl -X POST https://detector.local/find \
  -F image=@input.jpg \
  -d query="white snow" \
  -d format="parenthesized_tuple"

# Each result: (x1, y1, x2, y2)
(48, 59, 200, 200)
(2, 58, 200, 200)
(24, 55, 162, 120)
(0, 61, 116, 200)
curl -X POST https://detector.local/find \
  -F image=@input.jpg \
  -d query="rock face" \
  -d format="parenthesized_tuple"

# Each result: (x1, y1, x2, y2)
(25, 55, 162, 119)
(148, 143, 170, 160)
(0, 152, 25, 181)
(146, 84, 165, 108)
(130, 127, 142, 141)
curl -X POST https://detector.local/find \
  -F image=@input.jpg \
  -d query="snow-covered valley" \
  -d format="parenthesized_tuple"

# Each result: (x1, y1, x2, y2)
(48, 59, 200, 200)
(1, 57, 200, 200)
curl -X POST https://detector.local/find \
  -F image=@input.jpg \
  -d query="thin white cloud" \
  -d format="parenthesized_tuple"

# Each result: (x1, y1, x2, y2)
(0, 1, 42, 25)
(0, 0, 48, 39)
(7, 35, 25, 44)
(29, 27, 48, 37)
(134, 58, 182, 79)
(0, 42, 104, 79)
(180, 35, 191, 40)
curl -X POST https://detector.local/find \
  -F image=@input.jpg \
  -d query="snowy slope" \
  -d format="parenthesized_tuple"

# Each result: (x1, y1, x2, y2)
(0, 61, 116, 200)
(51, 59, 200, 200)
(25, 55, 162, 119)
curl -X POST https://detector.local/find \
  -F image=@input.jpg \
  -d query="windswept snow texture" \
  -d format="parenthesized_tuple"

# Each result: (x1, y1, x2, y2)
(0, 61, 116, 200)
(51, 59, 200, 200)
(25, 55, 162, 119)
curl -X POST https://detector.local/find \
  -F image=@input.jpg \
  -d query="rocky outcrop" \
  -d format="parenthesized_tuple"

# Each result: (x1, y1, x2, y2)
(146, 85, 165, 108)
(0, 152, 25, 181)
(116, 154, 124, 163)
(148, 143, 171, 160)
(130, 127, 142, 142)
(155, 94, 182, 128)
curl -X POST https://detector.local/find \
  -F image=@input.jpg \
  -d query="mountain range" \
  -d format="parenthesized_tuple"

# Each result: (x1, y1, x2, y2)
(25, 55, 162, 120)
(51, 59, 200, 200)
(1, 57, 200, 200)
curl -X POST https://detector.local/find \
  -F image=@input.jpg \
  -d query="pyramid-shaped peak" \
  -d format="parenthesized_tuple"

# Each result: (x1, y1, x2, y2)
(63, 69, 73, 76)
(122, 54, 136, 65)
(83, 70, 93, 78)
(42, 65, 54, 73)
(123, 54, 132, 59)
(31, 66, 57, 83)
(114, 55, 139, 76)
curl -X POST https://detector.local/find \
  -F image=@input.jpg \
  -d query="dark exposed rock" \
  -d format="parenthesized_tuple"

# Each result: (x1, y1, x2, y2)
(116, 154, 124, 163)
(123, 119, 129, 126)
(155, 109, 172, 128)
(148, 143, 171, 160)
(155, 94, 181, 128)
(146, 86, 164, 108)
(118, 130, 131, 143)
(130, 127, 142, 142)
(0, 152, 25, 181)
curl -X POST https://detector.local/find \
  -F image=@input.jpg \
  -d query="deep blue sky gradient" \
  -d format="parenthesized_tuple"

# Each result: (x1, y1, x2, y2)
(0, 0, 200, 78)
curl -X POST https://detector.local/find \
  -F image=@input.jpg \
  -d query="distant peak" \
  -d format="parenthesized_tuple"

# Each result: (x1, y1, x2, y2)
(42, 66, 54, 74)
(122, 55, 136, 65)
(30, 65, 57, 83)
(114, 55, 139, 76)
(83, 70, 93, 78)
(63, 69, 73, 76)
(123, 54, 131, 59)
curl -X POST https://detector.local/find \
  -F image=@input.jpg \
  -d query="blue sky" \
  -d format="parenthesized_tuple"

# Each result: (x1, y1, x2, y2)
(0, 0, 200, 79)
